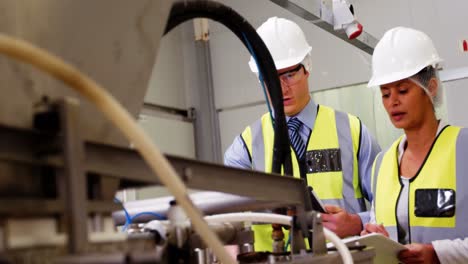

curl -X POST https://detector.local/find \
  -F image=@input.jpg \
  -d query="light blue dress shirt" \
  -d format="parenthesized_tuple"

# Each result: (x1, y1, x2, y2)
(224, 99, 381, 224)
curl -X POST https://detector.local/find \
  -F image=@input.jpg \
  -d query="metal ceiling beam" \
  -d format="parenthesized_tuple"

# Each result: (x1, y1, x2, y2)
(270, 0, 378, 55)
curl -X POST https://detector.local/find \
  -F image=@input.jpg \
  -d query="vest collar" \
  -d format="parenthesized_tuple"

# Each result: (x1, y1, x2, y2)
(397, 119, 448, 163)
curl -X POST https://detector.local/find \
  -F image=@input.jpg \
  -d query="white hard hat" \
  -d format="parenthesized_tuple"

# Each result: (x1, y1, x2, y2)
(367, 27, 442, 87)
(248, 17, 312, 73)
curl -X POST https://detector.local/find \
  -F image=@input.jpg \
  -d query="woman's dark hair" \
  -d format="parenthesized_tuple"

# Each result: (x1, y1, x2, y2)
(414, 66, 436, 87)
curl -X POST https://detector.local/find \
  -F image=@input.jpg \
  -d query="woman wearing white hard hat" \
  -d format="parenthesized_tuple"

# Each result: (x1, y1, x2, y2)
(363, 27, 468, 263)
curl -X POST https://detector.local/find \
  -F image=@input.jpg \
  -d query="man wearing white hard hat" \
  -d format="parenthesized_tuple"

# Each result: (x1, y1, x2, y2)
(362, 27, 468, 263)
(224, 17, 381, 251)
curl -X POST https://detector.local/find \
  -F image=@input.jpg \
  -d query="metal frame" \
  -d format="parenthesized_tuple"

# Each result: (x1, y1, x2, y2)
(57, 99, 88, 254)
(270, 0, 378, 55)
(0, 97, 313, 215)
(0, 127, 312, 212)
(0, 97, 315, 261)
(191, 32, 223, 163)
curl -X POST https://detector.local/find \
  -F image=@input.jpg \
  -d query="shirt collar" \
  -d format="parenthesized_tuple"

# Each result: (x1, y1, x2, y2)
(285, 98, 317, 131)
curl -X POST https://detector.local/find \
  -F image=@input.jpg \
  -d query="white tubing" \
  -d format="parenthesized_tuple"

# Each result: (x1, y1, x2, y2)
(205, 212, 291, 226)
(0, 34, 234, 264)
(324, 228, 353, 264)
(205, 212, 353, 264)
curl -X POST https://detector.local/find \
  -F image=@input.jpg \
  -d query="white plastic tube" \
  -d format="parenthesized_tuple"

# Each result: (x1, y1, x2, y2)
(0, 34, 234, 264)
(323, 227, 353, 264)
(205, 212, 291, 226)
(205, 212, 353, 264)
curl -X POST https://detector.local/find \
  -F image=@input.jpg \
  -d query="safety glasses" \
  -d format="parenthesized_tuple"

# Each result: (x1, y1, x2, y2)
(278, 64, 305, 85)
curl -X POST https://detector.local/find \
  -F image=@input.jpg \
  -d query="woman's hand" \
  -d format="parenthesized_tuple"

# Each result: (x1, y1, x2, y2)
(398, 243, 440, 264)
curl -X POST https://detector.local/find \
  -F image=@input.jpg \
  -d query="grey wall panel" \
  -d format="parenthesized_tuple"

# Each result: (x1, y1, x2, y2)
(142, 24, 197, 159)
(219, 104, 268, 155)
(210, 31, 264, 109)
(138, 114, 195, 158)
(445, 79, 468, 127)
(352, 0, 468, 71)
(145, 27, 187, 109)
(426, 1, 468, 70)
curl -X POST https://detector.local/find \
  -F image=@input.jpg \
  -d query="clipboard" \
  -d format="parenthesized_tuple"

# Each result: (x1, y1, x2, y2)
(328, 233, 406, 263)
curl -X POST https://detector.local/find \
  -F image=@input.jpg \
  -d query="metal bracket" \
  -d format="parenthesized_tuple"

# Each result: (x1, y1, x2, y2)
(311, 211, 327, 255)
(57, 98, 88, 254)
(270, 0, 378, 54)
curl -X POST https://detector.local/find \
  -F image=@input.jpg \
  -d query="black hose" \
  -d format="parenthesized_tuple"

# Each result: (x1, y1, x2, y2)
(164, 1, 292, 175)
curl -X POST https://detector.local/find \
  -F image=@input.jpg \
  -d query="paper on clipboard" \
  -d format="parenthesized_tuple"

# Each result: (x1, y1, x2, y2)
(327, 233, 406, 263)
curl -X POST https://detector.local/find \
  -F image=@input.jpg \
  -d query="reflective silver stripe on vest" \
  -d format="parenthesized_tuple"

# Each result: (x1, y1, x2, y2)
(320, 198, 364, 209)
(410, 227, 465, 244)
(385, 226, 398, 242)
(335, 111, 366, 213)
(451, 127, 468, 239)
(250, 119, 265, 171)
(372, 153, 384, 198)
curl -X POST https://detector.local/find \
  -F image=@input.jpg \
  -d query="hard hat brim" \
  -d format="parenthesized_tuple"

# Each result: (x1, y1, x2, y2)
(367, 59, 442, 87)
(248, 47, 312, 73)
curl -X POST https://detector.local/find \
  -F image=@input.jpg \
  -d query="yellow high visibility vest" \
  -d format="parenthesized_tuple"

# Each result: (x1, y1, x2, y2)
(241, 105, 363, 251)
(372, 126, 468, 243)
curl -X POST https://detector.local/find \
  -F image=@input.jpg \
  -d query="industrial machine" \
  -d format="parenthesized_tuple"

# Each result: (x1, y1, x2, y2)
(0, 1, 376, 263)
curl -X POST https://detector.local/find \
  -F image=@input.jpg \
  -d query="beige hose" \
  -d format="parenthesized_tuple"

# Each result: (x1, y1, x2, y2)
(0, 34, 235, 264)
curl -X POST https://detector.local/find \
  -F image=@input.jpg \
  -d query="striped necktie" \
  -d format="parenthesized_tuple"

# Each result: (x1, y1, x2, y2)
(288, 117, 306, 161)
